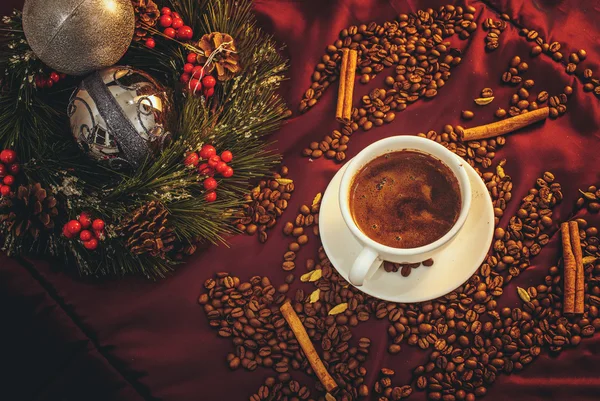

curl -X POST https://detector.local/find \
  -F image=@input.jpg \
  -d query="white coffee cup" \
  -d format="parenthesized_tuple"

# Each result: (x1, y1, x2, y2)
(339, 136, 472, 286)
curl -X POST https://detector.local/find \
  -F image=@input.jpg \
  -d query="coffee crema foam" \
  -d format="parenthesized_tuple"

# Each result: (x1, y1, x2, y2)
(349, 150, 461, 249)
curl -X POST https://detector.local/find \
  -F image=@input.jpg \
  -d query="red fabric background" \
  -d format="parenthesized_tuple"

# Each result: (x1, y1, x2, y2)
(2, 0, 600, 400)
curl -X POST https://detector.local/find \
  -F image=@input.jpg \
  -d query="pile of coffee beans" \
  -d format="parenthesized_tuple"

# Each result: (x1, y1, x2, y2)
(299, 5, 477, 114)
(482, 17, 507, 52)
(200, 170, 600, 401)
(520, 27, 599, 96)
(202, 186, 378, 401)
(490, 171, 561, 284)
(497, 59, 572, 120)
(523, 28, 584, 72)
(576, 184, 600, 213)
(232, 166, 293, 243)
(529, 218, 600, 354)
(299, 7, 600, 165)
(281, 194, 322, 271)
(500, 55, 528, 86)
(373, 368, 413, 400)
(250, 376, 313, 401)
(408, 219, 600, 401)
(199, 258, 377, 401)
(301, 5, 478, 162)
(482, 159, 513, 226)
(582, 67, 600, 96)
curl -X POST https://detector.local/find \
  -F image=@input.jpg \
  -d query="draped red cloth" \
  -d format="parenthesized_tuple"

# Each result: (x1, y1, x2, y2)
(2, 0, 600, 400)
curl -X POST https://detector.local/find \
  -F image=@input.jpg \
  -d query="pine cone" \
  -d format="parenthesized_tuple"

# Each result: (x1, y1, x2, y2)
(196, 32, 242, 81)
(0, 183, 58, 239)
(132, 0, 160, 41)
(117, 201, 176, 259)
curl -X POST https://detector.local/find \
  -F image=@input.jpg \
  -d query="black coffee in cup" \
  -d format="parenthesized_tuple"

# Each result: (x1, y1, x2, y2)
(349, 150, 461, 248)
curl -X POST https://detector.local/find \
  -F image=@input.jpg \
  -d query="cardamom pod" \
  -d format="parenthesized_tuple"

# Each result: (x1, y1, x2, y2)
(474, 96, 495, 105)
(579, 189, 597, 201)
(517, 286, 531, 302)
(276, 178, 294, 185)
(312, 192, 322, 206)
(328, 302, 348, 315)
(309, 289, 320, 303)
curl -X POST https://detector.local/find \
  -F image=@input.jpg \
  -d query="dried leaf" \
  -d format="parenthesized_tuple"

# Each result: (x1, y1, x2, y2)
(517, 286, 531, 303)
(309, 289, 320, 303)
(276, 178, 294, 185)
(579, 189, 597, 201)
(328, 302, 348, 315)
(309, 269, 322, 282)
(582, 256, 598, 265)
(496, 165, 505, 179)
(474, 96, 495, 105)
(312, 192, 322, 206)
(300, 271, 314, 282)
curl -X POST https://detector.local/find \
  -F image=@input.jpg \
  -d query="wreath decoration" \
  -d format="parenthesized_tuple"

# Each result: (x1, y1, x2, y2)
(0, 0, 289, 278)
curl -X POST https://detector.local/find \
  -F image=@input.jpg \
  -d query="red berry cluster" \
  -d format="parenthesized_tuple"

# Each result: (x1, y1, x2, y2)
(0, 149, 19, 197)
(62, 212, 106, 251)
(35, 71, 66, 89)
(184, 144, 234, 202)
(145, 7, 193, 49)
(180, 53, 217, 98)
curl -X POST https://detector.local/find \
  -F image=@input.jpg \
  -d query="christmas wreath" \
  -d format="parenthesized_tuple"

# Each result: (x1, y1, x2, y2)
(0, 0, 289, 277)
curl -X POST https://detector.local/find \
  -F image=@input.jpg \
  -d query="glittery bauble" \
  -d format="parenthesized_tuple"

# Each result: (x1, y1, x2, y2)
(68, 67, 173, 170)
(22, 0, 135, 76)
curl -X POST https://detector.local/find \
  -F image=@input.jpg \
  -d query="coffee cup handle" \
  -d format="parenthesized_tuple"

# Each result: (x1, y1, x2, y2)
(349, 247, 381, 286)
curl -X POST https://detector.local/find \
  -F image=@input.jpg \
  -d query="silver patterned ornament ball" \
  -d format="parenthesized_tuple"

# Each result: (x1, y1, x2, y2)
(22, 0, 135, 76)
(68, 66, 173, 170)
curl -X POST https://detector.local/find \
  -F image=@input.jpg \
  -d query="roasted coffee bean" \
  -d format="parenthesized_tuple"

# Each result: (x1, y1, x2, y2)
(358, 337, 371, 348)
(481, 88, 494, 98)
(537, 91, 549, 103)
(552, 51, 563, 61)
(388, 344, 401, 354)
(282, 261, 295, 271)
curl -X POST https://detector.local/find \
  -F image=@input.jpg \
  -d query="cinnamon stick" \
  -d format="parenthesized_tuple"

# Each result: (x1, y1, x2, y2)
(336, 49, 357, 123)
(460, 106, 549, 142)
(335, 49, 349, 122)
(280, 302, 338, 393)
(561, 222, 577, 314)
(343, 50, 357, 122)
(569, 221, 585, 314)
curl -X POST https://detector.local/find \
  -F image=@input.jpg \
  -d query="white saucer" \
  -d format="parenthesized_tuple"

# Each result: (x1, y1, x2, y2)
(320, 160, 494, 303)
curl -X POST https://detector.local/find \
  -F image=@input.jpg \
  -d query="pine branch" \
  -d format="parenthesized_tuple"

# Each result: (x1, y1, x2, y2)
(1, 0, 290, 278)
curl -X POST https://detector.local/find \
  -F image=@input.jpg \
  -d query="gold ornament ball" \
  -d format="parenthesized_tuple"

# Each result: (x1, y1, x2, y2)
(22, 0, 135, 76)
